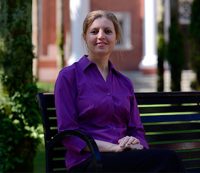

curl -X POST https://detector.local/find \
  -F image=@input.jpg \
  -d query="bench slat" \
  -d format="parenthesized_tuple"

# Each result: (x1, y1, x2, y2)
(146, 131, 200, 142)
(41, 93, 55, 108)
(178, 150, 200, 160)
(52, 162, 66, 170)
(136, 92, 200, 105)
(149, 141, 200, 150)
(144, 122, 200, 132)
(141, 114, 200, 123)
(183, 159, 200, 170)
(139, 104, 200, 114)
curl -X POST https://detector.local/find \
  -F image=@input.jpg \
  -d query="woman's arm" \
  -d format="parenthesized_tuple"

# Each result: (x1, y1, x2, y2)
(84, 139, 124, 152)
(55, 67, 88, 152)
(95, 139, 124, 152)
(128, 92, 149, 149)
(84, 138, 143, 153)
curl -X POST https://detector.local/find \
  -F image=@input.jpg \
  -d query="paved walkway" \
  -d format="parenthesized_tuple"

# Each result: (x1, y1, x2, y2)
(122, 70, 196, 92)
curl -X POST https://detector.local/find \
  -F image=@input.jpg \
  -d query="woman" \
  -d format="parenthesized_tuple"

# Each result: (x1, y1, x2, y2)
(55, 10, 185, 172)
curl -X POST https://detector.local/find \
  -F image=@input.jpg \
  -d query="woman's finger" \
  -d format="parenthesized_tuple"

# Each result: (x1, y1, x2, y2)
(129, 144, 144, 150)
(118, 136, 140, 148)
(118, 136, 129, 147)
(130, 138, 140, 145)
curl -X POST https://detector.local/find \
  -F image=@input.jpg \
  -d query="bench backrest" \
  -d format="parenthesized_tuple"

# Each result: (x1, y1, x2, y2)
(37, 92, 200, 172)
(136, 92, 200, 172)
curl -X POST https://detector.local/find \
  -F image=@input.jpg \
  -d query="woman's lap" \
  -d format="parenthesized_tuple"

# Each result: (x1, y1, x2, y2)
(100, 149, 185, 172)
(69, 149, 186, 173)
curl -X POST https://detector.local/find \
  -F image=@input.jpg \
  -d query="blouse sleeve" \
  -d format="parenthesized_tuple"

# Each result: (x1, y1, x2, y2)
(127, 88, 149, 149)
(54, 67, 87, 153)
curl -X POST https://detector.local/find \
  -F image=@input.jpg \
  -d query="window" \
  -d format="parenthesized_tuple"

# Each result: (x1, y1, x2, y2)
(113, 12, 133, 50)
(179, 0, 193, 25)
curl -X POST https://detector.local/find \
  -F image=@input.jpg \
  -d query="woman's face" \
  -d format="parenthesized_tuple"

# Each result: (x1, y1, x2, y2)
(84, 17, 117, 58)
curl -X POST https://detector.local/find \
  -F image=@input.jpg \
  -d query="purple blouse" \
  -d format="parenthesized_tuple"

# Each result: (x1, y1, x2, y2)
(54, 55, 149, 169)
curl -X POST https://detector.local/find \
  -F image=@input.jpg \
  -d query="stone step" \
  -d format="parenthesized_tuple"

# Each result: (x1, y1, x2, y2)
(122, 70, 196, 92)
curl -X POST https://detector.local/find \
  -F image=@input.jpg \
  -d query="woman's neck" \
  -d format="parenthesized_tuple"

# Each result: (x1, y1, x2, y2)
(88, 54, 109, 81)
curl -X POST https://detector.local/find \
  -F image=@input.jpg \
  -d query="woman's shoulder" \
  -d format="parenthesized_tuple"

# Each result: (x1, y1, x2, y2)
(115, 70, 133, 88)
(57, 63, 77, 81)
(58, 56, 86, 77)
(59, 64, 75, 73)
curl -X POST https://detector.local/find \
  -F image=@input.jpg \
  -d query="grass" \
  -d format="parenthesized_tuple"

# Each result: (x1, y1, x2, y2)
(33, 141, 46, 173)
(37, 82, 54, 93)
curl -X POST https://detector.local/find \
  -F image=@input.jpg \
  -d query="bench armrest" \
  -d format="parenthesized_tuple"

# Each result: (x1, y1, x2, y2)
(46, 129, 102, 171)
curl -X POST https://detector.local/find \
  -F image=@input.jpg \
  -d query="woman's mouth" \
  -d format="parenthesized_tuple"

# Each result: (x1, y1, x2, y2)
(96, 42, 107, 46)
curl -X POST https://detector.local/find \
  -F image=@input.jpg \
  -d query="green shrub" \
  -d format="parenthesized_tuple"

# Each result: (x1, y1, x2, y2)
(0, 91, 41, 172)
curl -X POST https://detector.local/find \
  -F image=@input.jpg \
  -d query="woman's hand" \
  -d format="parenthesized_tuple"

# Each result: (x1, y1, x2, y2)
(118, 136, 143, 150)
(94, 139, 124, 152)
(128, 143, 144, 150)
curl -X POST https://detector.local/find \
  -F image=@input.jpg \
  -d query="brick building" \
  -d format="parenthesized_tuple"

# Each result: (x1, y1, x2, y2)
(33, 0, 154, 82)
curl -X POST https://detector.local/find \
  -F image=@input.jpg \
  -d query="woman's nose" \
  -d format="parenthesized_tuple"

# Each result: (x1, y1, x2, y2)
(97, 29, 105, 39)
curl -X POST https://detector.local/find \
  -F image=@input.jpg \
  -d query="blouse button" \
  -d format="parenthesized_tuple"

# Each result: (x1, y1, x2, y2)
(107, 93, 111, 96)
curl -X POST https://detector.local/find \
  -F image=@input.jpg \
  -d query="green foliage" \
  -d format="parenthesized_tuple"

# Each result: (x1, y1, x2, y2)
(167, 19, 184, 91)
(37, 82, 54, 92)
(0, 0, 41, 172)
(0, 90, 41, 172)
(190, 0, 200, 89)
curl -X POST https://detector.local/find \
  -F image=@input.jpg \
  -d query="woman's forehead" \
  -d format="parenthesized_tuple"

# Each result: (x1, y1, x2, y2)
(88, 17, 115, 29)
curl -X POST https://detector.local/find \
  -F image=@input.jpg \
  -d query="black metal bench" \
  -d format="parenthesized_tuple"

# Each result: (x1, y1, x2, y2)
(37, 92, 200, 173)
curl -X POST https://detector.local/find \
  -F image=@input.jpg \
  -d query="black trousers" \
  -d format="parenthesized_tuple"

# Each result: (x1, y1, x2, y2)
(69, 149, 186, 173)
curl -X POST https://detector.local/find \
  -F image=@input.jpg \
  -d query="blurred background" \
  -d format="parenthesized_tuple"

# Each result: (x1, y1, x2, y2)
(32, 0, 197, 92)
(1, 0, 200, 172)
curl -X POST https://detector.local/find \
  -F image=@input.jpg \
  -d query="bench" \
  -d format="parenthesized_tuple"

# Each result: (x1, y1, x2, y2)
(37, 92, 200, 173)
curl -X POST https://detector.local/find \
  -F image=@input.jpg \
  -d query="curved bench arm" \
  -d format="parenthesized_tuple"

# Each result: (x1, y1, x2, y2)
(47, 129, 102, 171)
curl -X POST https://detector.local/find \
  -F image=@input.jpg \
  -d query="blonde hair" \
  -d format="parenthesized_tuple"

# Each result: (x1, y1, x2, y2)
(82, 10, 122, 42)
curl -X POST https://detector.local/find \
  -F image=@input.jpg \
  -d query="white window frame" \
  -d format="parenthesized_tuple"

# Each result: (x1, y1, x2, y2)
(179, 0, 193, 25)
(113, 12, 133, 50)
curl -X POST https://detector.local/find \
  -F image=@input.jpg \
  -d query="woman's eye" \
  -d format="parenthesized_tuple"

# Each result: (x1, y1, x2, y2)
(105, 29, 112, 34)
(90, 30, 98, 34)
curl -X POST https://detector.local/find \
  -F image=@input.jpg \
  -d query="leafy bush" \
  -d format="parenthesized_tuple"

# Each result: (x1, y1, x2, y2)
(0, 90, 41, 172)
